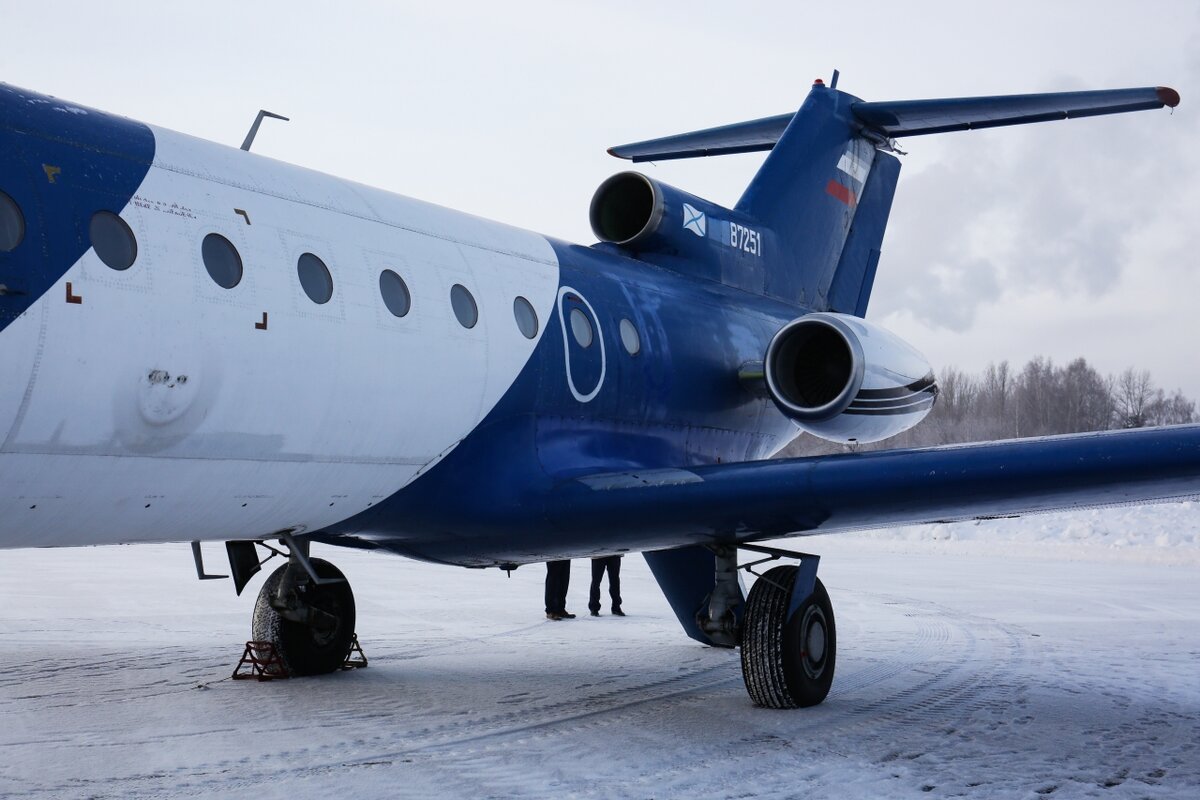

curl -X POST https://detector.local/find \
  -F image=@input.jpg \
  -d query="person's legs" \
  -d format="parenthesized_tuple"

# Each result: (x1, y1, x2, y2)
(544, 562, 557, 615)
(608, 556, 623, 613)
(589, 559, 605, 614)
(545, 560, 570, 616)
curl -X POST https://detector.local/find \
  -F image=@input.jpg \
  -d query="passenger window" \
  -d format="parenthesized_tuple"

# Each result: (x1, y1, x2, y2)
(201, 233, 243, 289)
(451, 284, 478, 329)
(569, 307, 593, 348)
(0, 190, 24, 252)
(89, 211, 137, 270)
(512, 296, 538, 339)
(619, 318, 641, 356)
(297, 252, 333, 304)
(379, 269, 411, 317)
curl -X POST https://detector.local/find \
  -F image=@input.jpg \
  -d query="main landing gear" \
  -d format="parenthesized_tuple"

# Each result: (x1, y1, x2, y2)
(710, 544, 836, 708)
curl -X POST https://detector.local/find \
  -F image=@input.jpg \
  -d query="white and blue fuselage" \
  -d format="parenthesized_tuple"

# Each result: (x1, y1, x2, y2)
(0, 84, 800, 564)
(3, 80, 1195, 572)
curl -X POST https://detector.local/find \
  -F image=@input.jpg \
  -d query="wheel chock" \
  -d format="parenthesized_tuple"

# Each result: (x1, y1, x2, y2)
(342, 633, 368, 670)
(232, 640, 289, 681)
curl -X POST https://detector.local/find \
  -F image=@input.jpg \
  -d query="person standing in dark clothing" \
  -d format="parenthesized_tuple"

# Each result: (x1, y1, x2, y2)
(545, 560, 575, 620)
(589, 555, 624, 616)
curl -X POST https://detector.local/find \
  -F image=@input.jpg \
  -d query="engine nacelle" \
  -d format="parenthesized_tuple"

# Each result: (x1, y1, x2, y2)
(764, 313, 937, 444)
(589, 172, 762, 262)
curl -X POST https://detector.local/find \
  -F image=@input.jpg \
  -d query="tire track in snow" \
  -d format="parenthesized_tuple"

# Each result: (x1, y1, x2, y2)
(5, 590, 1029, 799)
(207, 590, 1035, 800)
(5, 579, 1195, 800)
(7, 648, 742, 799)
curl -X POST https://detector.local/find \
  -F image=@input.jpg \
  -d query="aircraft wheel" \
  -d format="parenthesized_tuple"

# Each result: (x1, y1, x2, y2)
(252, 558, 356, 676)
(740, 565, 835, 708)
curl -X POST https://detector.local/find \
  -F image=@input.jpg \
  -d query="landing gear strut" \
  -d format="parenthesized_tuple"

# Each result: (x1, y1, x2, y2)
(251, 538, 356, 676)
(736, 546, 836, 708)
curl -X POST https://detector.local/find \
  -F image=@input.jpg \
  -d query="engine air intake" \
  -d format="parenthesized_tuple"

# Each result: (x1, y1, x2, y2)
(762, 313, 936, 443)
(766, 316, 862, 422)
(772, 324, 854, 409)
(589, 172, 663, 245)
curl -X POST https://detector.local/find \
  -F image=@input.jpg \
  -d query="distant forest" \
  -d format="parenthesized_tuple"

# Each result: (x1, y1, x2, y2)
(779, 357, 1196, 458)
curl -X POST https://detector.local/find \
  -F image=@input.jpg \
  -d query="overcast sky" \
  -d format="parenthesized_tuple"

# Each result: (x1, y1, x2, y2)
(4, 1, 1198, 397)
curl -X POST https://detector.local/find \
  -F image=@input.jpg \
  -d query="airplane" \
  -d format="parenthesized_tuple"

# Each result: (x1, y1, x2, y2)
(0, 75, 1195, 709)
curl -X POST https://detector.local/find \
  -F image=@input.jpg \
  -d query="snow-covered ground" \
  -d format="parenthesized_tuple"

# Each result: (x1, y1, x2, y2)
(2, 504, 1198, 799)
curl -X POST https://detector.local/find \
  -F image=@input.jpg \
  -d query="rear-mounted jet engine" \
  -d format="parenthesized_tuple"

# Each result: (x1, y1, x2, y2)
(762, 313, 937, 444)
(589, 172, 764, 270)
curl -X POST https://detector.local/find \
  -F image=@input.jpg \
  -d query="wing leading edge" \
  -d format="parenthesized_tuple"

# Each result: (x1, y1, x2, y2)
(609, 86, 1179, 162)
(544, 425, 1200, 545)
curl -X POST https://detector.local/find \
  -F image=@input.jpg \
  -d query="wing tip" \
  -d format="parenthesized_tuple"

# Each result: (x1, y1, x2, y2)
(607, 146, 631, 160)
(1157, 86, 1181, 108)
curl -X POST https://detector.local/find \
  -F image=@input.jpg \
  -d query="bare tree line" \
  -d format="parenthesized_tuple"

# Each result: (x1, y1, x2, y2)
(780, 357, 1196, 457)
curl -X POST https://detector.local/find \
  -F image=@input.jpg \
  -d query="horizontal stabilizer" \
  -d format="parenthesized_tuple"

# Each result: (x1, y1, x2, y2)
(856, 86, 1180, 137)
(609, 86, 1179, 161)
(608, 113, 792, 162)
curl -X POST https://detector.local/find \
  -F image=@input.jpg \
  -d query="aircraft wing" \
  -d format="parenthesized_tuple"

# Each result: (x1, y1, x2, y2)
(609, 86, 1179, 161)
(544, 425, 1200, 544)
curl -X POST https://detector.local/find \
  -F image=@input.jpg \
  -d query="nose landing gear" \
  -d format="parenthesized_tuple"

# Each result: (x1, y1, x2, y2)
(192, 535, 359, 677)
(252, 556, 356, 676)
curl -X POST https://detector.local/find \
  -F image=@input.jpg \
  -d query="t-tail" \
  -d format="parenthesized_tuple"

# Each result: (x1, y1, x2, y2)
(601, 78, 1179, 317)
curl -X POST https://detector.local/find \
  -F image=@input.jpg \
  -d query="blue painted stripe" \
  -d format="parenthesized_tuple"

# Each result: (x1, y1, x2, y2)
(0, 84, 155, 332)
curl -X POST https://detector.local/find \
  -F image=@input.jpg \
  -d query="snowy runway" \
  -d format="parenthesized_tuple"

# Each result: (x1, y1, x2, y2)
(1, 507, 1198, 799)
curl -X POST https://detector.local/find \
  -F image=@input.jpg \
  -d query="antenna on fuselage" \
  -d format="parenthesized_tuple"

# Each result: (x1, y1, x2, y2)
(240, 110, 290, 152)
(830, 69, 840, 89)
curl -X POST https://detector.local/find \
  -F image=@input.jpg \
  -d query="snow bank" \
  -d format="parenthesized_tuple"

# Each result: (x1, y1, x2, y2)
(831, 501, 1200, 565)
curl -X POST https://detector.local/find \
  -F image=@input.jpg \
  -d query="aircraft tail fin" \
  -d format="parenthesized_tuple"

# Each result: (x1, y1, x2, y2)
(609, 83, 1178, 313)
(731, 82, 890, 309)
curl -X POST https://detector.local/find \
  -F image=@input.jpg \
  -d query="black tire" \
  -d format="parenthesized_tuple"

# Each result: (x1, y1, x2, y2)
(740, 565, 835, 709)
(252, 558, 355, 676)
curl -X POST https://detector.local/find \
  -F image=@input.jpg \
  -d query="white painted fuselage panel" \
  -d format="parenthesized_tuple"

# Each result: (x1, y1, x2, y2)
(0, 127, 559, 547)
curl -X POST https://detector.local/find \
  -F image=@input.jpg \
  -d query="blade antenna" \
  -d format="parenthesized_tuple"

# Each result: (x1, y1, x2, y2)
(241, 110, 289, 152)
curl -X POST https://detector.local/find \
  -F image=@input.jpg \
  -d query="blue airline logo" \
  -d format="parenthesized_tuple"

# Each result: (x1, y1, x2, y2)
(682, 203, 707, 237)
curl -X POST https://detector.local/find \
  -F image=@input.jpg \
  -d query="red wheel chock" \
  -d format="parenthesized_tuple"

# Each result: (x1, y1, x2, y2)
(231, 634, 367, 681)
(342, 633, 368, 670)
(232, 641, 289, 681)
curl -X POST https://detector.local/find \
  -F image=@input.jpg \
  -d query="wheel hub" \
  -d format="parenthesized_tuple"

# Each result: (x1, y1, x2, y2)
(799, 605, 828, 679)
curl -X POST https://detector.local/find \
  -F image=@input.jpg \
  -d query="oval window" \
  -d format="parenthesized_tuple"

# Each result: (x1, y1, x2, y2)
(201, 233, 243, 289)
(619, 318, 641, 356)
(89, 211, 137, 270)
(513, 296, 538, 339)
(569, 307, 594, 348)
(297, 252, 333, 304)
(379, 269, 411, 317)
(451, 284, 478, 329)
(0, 190, 25, 252)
